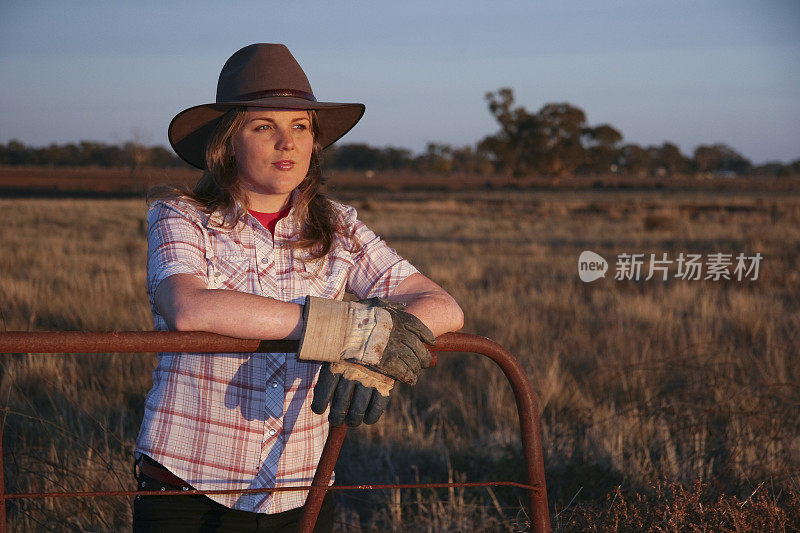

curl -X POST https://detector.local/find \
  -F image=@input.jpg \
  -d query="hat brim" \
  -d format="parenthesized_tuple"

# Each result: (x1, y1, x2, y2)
(168, 97, 365, 169)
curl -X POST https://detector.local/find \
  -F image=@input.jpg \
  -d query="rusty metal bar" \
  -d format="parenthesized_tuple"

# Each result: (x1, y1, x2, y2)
(0, 331, 550, 532)
(432, 333, 550, 533)
(297, 424, 348, 531)
(0, 404, 5, 533)
(6, 480, 538, 500)
(0, 331, 297, 354)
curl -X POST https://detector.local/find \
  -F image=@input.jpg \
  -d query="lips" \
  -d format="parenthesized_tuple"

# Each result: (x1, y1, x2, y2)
(272, 160, 295, 170)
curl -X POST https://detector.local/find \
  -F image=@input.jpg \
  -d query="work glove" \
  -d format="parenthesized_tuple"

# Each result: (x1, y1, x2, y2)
(311, 361, 394, 427)
(357, 297, 436, 386)
(310, 297, 435, 426)
(298, 296, 435, 385)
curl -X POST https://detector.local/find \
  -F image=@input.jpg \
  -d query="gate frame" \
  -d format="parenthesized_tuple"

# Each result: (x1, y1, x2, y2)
(0, 331, 550, 532)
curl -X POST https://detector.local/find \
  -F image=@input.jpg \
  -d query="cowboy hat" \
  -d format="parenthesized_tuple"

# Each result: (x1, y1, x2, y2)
(169, 43, 365, 169)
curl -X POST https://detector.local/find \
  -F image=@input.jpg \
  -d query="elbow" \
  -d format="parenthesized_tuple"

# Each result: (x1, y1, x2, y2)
(438, 292, 464, 333)
(170, 311, 194, 332)
(153, 276, 209, 332)
(169, 305, 204, 332)
(171, 313, 194, 332)
(451, 300, 465, 332)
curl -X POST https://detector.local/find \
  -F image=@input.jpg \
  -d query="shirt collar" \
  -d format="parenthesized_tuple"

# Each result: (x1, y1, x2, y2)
(206, 189, 301, 239)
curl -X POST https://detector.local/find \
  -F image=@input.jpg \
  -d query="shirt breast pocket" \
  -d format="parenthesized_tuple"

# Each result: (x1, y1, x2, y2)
(208, 254, 252, 291)
(295, 250, 352, 299)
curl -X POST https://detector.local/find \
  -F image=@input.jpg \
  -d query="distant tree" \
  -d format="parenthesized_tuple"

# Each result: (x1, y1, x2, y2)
(99, 144, 127, 166)
(719, 144, 751, 173)
(1, 139, 30, 165)
(481, 88, 613, 177)
(586, 123, 623, 147)
(581, 123, 623, 174)
(148, 146, 183, 168)
(617, 144, 651, 177)
(380, 147, 413, 169)
(77, 141, 111, 166)
(537, 102, 588, 176)
(649, 142, 689, 176)
(479, 88, 544, 176)
(326, 143, 413, 171)
(752, 162, 786, 177)
(450, 145, 494, 175)
(37, 143, 80, 166)
(415, 143, 453, 173)
(693, 143, 751, 174)
(327, 143, 383, 170)
(123, 141, 148, 174)
(327, 141, 492, 175)
(693, 145, 722, 173)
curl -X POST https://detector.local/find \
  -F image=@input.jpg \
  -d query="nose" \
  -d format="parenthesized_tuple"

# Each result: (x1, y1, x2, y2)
(275, 127, 295, 151)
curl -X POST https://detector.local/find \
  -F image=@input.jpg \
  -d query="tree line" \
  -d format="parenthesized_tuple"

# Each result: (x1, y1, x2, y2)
(2, 88, 797, 178)
(0, 139, 183, 169)
(474, 88, 798, 178)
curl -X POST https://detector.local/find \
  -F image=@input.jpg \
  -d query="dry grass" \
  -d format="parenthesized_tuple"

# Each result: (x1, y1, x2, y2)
(556, 479, 800, 531)
(1, 186, 799, 531)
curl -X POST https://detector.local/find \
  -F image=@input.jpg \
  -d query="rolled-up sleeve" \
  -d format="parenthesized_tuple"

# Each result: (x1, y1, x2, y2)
(343, 206, 418, 299)
(146, 200, 208, 299)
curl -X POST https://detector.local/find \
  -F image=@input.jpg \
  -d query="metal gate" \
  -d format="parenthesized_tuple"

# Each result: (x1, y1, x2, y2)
(0, 331, 550, 532)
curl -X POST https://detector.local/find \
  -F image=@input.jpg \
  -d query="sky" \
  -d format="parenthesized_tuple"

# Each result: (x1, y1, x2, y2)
(1, 1, 798, 164)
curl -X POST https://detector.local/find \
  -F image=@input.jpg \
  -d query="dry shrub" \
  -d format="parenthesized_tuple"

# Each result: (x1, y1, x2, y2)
(556, 479, 800, 532)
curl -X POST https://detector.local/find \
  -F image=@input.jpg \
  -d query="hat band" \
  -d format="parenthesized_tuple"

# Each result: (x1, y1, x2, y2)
(231, 88, 317, 102)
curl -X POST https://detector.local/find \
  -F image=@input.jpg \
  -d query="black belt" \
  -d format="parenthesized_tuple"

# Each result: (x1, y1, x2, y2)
(136, 455, 193, 490)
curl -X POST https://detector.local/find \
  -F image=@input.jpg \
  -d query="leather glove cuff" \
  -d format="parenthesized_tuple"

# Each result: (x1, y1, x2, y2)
(298, 296, 393, 364)
(329, 361, 395, 397)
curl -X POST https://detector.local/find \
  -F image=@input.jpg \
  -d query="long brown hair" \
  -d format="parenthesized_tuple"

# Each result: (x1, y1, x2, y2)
(148, 107, 354, 261)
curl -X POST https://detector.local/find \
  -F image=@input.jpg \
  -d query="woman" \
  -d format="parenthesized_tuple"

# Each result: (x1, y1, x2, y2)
(134, 44, 464, 532)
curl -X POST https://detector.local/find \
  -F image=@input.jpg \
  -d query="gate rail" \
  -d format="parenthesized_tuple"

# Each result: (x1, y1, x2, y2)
(0, 332, 550, 532)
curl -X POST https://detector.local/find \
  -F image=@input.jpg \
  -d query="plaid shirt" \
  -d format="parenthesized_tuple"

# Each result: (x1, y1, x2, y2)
(135, 196, 417, 514)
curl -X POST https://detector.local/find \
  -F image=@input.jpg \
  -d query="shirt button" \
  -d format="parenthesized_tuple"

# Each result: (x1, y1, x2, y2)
(268, 429, 277, 436)
(271, 381, 279, 389)
(261, 256, 269, 264)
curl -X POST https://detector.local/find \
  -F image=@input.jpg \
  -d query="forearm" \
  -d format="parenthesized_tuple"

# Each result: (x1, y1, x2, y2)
(388, 273, 464, 338)
(155, 274, 303, 340)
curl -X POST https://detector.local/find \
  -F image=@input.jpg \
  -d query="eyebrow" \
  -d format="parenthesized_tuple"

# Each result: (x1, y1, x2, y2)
(249, 116, 310, 123)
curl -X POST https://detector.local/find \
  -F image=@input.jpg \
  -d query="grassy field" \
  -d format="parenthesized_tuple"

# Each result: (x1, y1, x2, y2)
(1, 185, 799, 531)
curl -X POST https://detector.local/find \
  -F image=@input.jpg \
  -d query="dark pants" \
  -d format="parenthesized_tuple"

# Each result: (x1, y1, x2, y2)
(133, 459, 335, 533)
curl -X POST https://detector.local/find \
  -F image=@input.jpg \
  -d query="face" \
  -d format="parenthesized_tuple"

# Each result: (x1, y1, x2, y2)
(232, 108, 314, 212)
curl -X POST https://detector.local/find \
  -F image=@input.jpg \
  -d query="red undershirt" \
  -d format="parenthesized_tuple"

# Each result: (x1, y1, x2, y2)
(248, 204, 292, 236)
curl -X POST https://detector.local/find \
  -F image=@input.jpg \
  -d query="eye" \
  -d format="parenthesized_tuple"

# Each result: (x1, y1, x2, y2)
(293, 123, 309, 131)
(255, 124, 272, 131)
